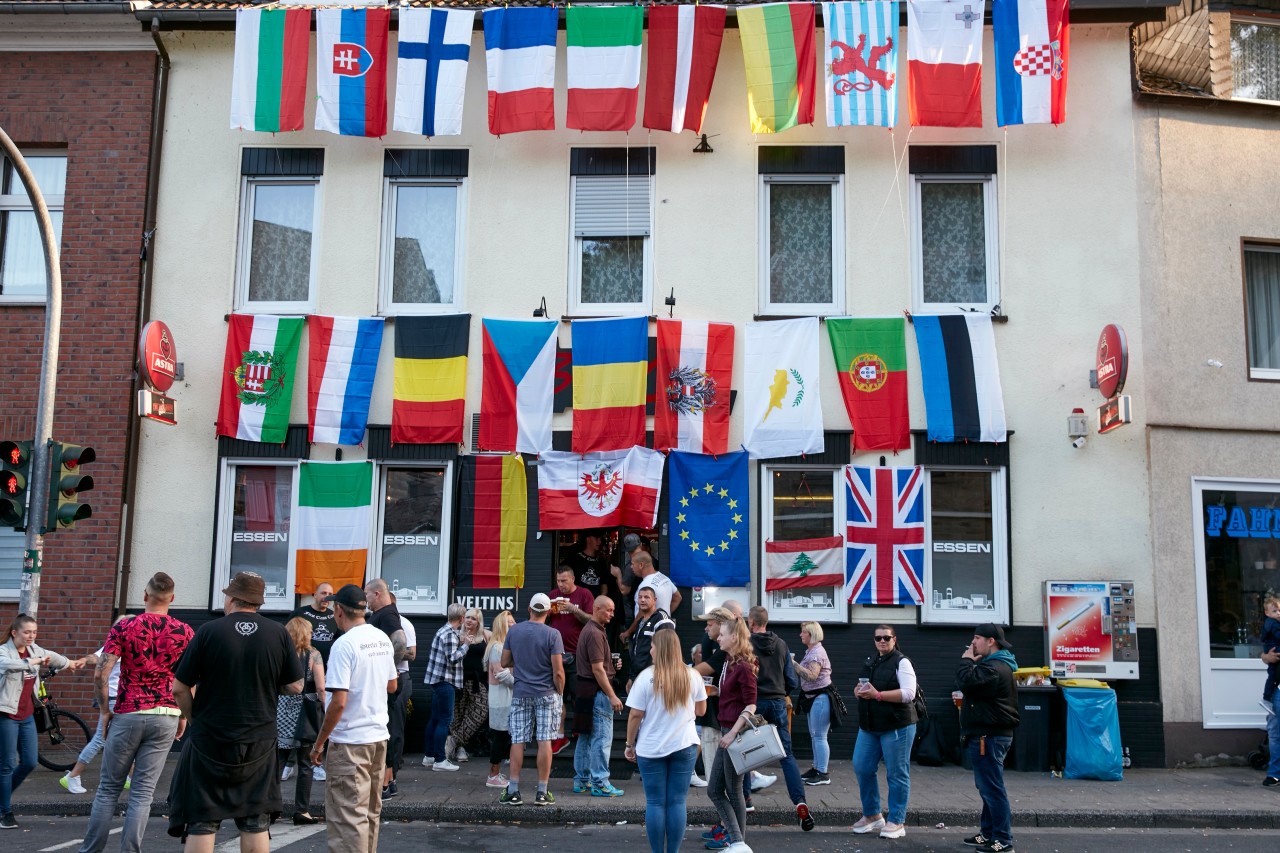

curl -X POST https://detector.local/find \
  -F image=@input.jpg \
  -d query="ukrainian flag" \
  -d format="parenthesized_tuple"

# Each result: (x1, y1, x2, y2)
(571, 316, 648, 452)
(392, 314, 469, 444)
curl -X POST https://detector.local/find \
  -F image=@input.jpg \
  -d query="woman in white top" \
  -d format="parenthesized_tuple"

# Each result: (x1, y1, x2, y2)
(625, 629, 707, 853)
(483, 610, 515, 789)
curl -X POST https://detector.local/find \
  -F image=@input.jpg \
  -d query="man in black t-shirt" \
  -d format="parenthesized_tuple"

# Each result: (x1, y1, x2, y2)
(564, 531, 608, 596)
(364, 578, 410, 799)
(291, 581, 338, 664)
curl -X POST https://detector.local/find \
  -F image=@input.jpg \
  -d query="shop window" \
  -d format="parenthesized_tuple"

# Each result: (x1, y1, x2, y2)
(758, 146, 845, 316)
(760, 465, 847, 624)
(569, 147, 654, 316)
(213, 462, 297, 612)
(910, 145, 999, 312)
(1232, 17, 1280, 103)
(380, 149, 467, 314)
(920, 467, 1010, 625)
(1197, 483, 1280, 659)
(1244, 242, 1280, 380)
(374, 464, 452, 616)
(235, 148, 323, 313)
(0, 150, 65, 302)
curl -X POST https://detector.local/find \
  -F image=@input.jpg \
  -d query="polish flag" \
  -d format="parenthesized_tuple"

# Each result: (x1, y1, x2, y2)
(654, 319, 734, 455)
(907, 0, 985, 127)
(642, 5, 727, 134)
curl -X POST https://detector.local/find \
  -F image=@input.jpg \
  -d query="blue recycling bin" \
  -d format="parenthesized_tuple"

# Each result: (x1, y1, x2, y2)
(1061, 686, 1123, 781)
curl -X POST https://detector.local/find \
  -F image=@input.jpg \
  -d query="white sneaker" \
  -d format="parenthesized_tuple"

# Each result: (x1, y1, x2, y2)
(422, 756, 435, 768)
(456, 747, 470, 762)
(312, 765, 326, 781)
(852, 816, 886, 834)
(433, 759, 461, 772)
(749, 771, 777, 792)
(60, 773, 86, 794)
(880, 822, 906, 839)
(281, 766, 294, 782)
(726, 843, 754, 853)
(689, 774, 709, 788)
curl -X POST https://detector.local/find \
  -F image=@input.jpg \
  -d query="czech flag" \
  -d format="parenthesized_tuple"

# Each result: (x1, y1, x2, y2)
(315, 8, 390, 137)
(993, 0, 1069, 126)
(392, 314, 470, 445)
(571, 316, 648, 453)
(479, 318, 558, 455)
(484, 8, 557, 135)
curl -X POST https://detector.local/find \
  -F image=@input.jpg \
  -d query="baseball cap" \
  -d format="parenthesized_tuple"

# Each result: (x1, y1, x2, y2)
(696, 606, 737, 623)
(974, 623, 1012, 650)
(332, 584, 368, 610)
(622, 533, 642, 552)
(529, 592, 552, 613)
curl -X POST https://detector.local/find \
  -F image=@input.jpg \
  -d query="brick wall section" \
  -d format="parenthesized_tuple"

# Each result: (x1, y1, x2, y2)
(0, 51, 156, 714)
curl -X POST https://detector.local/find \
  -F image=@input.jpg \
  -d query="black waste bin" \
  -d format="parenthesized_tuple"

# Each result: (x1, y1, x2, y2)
(1011, 686, 1056, 772)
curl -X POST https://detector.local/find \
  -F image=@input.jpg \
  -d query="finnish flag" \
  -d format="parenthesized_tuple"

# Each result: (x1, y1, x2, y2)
(394, 8, 474, 137)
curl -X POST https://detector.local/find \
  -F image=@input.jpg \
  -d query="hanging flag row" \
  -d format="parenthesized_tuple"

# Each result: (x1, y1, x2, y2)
(230, 0, 1068, 138)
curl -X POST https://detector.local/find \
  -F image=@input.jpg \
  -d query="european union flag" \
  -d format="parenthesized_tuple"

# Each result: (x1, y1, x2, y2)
(668, 450, 750, 587)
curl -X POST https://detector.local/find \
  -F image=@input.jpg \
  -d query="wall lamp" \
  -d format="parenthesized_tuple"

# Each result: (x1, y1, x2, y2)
(692, 134, 716, 154)
(532, 296, 548, 318)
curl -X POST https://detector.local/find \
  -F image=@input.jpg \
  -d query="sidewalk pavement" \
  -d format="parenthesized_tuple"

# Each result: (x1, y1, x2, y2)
(15, 752, 1280, 830)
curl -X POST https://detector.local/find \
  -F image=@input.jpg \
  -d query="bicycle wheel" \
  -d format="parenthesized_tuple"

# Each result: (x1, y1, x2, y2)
(38, 709, 92, 771)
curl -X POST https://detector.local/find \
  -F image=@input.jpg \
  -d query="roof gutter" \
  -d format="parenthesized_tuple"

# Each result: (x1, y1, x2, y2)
(0, 2, 132, 13)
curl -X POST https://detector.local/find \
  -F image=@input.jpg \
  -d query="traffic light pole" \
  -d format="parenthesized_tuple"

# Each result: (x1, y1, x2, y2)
(0, 126, 62, 619)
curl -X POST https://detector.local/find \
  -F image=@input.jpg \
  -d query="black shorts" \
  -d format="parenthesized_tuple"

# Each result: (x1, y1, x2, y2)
(185, 814, 271, 835)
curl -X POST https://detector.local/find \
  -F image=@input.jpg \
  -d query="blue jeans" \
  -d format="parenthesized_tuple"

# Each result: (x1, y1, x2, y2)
(968, 735, 1013, 846)
(636, 744, 697, 853)
(1267, 691, 1280, 778)
(807, 694, 831, 773)
(852, 724, 916, 825)
(424, 682, 456, 762)
(0, 715, 36, 814)
(77, 712, 109, 768)
(755, 698, 806, 805)
(79, 712, 179, 853)
(707, 732, 747, 844)
(573, 690, 614, 787)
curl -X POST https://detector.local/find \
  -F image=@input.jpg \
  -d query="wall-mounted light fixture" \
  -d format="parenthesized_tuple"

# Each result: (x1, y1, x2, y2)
(532, 296, 548, 318)
(665, 287, 676, 317)
(692, 134, 715, 154)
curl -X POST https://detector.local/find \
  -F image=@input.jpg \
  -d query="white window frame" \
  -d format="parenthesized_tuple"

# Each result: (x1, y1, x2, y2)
(919, 466, 1010, 625)
(379, 177, 467, 315)
(1230, 16, 1280, 105)
(568, 173, 654, 316)
(373, 461, 454, 617)
(911, 173, 1000, 313)
(1244, 242, 1280, 381)
(0, 149, 65, 305)
(760, 464, 849, 625)
(0, 527, 24, 601)
(234, 175, 321, 313)
(757, 174, 845, 316)
(212, 459, 300, 613)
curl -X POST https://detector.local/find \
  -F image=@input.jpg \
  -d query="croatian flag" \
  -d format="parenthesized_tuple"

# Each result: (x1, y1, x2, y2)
(993, 0, 1068, 126)
(478, 317, 558, 455)
(394, 8, 474, 137)
(907, 0, 984, 127)
(913, 314, 1008, 443)
(642, 5, 727, 134)
(306, 316, 385, 446)
(654, 318, 735, 455)
(316, 8, 390, 137)
(845, 465, 925, 605)
(484, 8, 557, 135)
(822, 1, 900, 128)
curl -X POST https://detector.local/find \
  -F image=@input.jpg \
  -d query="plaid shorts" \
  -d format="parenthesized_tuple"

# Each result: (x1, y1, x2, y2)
(508, 694, 563, 744)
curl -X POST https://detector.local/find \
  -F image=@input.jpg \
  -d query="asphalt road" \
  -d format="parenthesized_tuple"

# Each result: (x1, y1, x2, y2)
(16, 818, 1280, 853)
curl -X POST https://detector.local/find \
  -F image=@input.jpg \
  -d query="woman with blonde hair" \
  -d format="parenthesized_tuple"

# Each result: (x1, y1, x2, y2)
(793, 621, 833, 786)
(704, 617, 757, 853)
(276, 616, 325, 824)
(446, 607, 492, 763)
(484, 610, 516, 788)
(625, 628, 706, 853)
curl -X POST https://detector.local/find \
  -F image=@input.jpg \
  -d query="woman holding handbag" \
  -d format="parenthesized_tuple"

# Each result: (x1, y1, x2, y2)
(792, 621, 833, 786)
(276, 617, 325, 825)
(704, 617, 757, 853)
(851, 624, 918, 840)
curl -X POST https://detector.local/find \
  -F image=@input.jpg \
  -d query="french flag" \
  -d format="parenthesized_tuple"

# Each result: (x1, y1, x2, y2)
(484, 8, 557, 135)
(993, 0, 1068, 126)
(907, 0, 984, 127)
(315, 8, 390, 137)
(307, 316, 385, 446)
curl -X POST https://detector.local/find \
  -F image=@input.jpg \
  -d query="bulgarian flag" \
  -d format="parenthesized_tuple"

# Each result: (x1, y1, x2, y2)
(764, 536, 845, 590)
(567, 6, 643, 131)
(827, 318, 910, 453)
(230, 8, 310, 132)
(294, 461, 373, 593)
(737, 2, 816, 133)
(216, 314, 304, 444)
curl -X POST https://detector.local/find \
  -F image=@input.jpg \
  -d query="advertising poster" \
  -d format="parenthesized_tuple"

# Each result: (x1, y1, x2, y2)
(1044, 580, 1139, 679)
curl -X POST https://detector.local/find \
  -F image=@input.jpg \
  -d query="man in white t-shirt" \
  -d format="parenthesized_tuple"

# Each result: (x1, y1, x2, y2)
(621, 551, 682, 644)
(310, 585, 398, 853)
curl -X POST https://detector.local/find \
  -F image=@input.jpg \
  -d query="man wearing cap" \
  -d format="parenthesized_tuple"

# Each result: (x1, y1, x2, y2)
(364, 578, 410, 799)
(168, 572, 304, 852)
(310, 585, 399, 853)
(500, 593, 565, 806)
(956, 624, 1021, 853)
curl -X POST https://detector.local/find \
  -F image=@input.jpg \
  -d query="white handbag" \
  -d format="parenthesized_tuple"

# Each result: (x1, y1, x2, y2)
(725, 714, 785, 774)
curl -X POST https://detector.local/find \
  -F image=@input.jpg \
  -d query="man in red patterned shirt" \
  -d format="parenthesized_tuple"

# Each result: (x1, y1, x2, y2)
(78, 572, 194, 853)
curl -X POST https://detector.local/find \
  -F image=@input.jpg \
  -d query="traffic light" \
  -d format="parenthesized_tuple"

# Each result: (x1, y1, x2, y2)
(46, 441, 95, 531)
(0, 440, 31, 529)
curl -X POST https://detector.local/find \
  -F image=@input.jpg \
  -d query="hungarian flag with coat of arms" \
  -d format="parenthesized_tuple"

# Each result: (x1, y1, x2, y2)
(217, 314, 304, 444)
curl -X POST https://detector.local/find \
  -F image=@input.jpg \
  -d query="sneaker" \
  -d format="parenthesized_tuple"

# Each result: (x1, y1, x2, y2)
(724, 843, 753, 853)
(749, 771, 776, 792)
(422, 756, 435, 768)
(456, 747, 470, 762)
(534, 790, 556, 806)
(800, 767, 819, 780)
(1265, 776, 1280, 787)
(550, 737, 571, 755)
(500, 789, 523, 806)
(573, 780, 591, 794)
(880, 822, 906, 839)
(852, 816, 885, 834)
(975, 842, 1015, 853)
(381, 782, 398, 800)
(124, 777, 131, 791)
(689, 773, 709, 788)
(0, 814, 15, 830)
(701, 825, 726, 841)
(962, 834, 989, 846)
(591, 782, 625, 797)
(60, 772, 86, 794)
(312, 764, 326, 781)
(444, 735, 458, 760)
(744, 796, 755, 813)
(803, 771, 831, 786)
(704, 838, 731, 850)
(281, 765, 294, 782)
(796, 803, 815, 832)
(292, 812, 319, 826)
(486, 773, 509, 789)
(433, 759, 461, 772)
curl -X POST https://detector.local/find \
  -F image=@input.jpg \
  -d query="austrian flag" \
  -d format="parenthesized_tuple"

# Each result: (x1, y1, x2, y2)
(844, 465, 926, 605)
(642, 5, 727, 134)
(654, 319, 734, 455)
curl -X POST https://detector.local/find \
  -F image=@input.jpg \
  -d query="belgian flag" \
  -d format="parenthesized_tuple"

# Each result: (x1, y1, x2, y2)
(455, 455, 527, 589)
(392, 314, 469, 444)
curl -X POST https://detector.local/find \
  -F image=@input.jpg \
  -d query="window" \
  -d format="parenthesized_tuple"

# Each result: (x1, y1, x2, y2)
(910, 146, 999, 312)
(235, 148, 323, 313)
(1232, 17, 1280, 103)
(1, 151, 65, 302)
(374, 464, 453, 615)
(213, 462, 297, 612)
(758, 147, 845, 316)
(381, 150, 468, 314)
(0, 527, 22, 599)
(761, 465, 847, 623)
(569, 148, 654, 316)
(920, 467, 1010, 625)
(1244, 242, 1280, 380)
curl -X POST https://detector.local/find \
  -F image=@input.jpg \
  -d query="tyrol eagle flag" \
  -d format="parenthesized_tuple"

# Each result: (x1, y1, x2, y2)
(668, 451, 750, 587)
(217, 314, 304, 444)
(456, 455, 527, 589)
(743, 317, 825, 459)
(845, 464, 926, 605)
(537, 447, 665, 530)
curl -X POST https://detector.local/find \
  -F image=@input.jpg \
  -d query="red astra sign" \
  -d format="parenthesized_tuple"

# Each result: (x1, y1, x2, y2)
(1095, 324, 1128, 400)
(138, 320, 177, 392)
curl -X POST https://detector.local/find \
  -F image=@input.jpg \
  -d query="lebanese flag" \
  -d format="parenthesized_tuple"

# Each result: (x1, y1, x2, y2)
(315, 8, 390, 137)
(654, 319, 734, 454)
(642, 5, 727, 134)
(567, 6, 643, 131)
(907, 0, 984, 127)
(230, 8, 310, 132)
(484, 8, 557, 134)
(993, 0, 1068, 126)
(536, 447, 665, 530)
(764, 536, 845, 590)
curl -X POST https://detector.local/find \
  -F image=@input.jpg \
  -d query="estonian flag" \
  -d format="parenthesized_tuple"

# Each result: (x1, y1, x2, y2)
(913, 314, 1008, 442)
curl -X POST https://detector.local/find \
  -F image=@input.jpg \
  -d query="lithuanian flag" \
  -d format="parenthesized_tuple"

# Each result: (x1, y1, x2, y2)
(737, 2, 817, 133)
(393, 314, 470, 444)
(294, 461, 373, 593)
(571, 316, 648, 452)
(455, 455, 527, 589)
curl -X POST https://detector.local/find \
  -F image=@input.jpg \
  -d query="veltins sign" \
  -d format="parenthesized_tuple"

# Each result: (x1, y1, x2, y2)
(138, 320, 177, 392)
(1095, 324, 1128, 400)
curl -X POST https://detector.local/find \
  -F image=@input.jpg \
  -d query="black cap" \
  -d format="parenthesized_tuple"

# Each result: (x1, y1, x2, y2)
(333, 584, 368, 610)
(974, 623, 1012, 651)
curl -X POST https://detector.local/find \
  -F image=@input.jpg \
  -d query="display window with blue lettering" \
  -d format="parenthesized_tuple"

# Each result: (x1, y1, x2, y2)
(1199, 486, 1280, 659)
(375, 464, 453, 616)
(920, 467, 1010, 625)
(213, 462, 298, 611)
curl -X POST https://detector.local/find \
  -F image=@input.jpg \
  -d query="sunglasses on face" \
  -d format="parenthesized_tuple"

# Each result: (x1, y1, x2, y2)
(874, 635, 894, 642)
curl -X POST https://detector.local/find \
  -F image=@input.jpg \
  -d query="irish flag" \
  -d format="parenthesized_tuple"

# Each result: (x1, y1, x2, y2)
(737, 3, 816, 133)
(216, 314, 304, 444)
(567, 6, 643, 131)
(764, 536, 845, 590)
(826, 317, 910, 453)
(230, 8, 310, 132)
(294, 461, 373, 593)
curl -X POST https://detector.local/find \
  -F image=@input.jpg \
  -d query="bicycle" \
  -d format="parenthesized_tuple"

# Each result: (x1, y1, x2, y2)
(35, 668, 93, 772)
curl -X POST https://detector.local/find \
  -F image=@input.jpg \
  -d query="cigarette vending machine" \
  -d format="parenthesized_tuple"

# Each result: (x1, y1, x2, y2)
(1043, 581, 1139, 680)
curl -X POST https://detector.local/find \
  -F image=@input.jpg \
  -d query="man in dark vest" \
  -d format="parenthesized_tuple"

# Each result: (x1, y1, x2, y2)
(956, 623, 1021, 853)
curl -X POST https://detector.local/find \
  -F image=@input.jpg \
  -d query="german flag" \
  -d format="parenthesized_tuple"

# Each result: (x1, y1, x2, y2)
(392, 314, 470, 444)
(455, 455, 527, 589)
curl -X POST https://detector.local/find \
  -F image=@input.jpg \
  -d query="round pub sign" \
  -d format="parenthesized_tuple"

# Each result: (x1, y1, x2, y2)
(1095, 323, 1128, 400)
(138, 320, 177, 392)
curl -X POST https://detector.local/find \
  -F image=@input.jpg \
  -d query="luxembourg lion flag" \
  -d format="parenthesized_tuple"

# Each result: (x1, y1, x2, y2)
(823, 1, 900, 127)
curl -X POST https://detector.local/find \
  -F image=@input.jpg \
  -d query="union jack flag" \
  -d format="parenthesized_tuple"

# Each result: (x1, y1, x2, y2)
(844, 465, 925, 605)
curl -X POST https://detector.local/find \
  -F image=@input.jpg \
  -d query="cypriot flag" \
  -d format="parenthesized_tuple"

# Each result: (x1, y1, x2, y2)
(743, 317, 825, 459)
(294, 461, 373, 593)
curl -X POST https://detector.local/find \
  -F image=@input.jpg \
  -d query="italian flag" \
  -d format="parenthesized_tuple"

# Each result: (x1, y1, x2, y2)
(231, 8, 310, 132)
(216, 314, 304, 444)
(566, 6, 643, 131)
(764, 536, 845, 590)
(737, 3, 816, 133)
(295, 461, 373, 593)
(827, 318, 910, 453)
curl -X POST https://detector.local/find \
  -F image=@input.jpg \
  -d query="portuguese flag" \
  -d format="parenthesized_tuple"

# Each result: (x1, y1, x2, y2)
(294, 461, 373, 593)
(455, 455, 527, 589)
(737, 2, 816, 133)
(230, 8, 310, 133)
(216, 314, 304, 444)
(827, 317, 910, 453)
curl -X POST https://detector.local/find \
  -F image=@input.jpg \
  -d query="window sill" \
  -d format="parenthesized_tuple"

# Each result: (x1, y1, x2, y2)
(906, 309, 1009, 324)
(1248, 367, 1280, 382)
(560, 314, 659, 322)
(753, 313, 841, 322)
(0, 298, 48, 307)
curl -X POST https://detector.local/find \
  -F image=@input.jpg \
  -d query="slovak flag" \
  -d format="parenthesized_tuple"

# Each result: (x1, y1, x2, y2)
(642, 5, 727, 134)
(316, 8, 390, 137)
(907, 0, 984, 127)
(844, 465, 926, 605)
(484, 8, 557, 135)
(993, 0, 1069, 126)
(394, 8, 475, 137)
